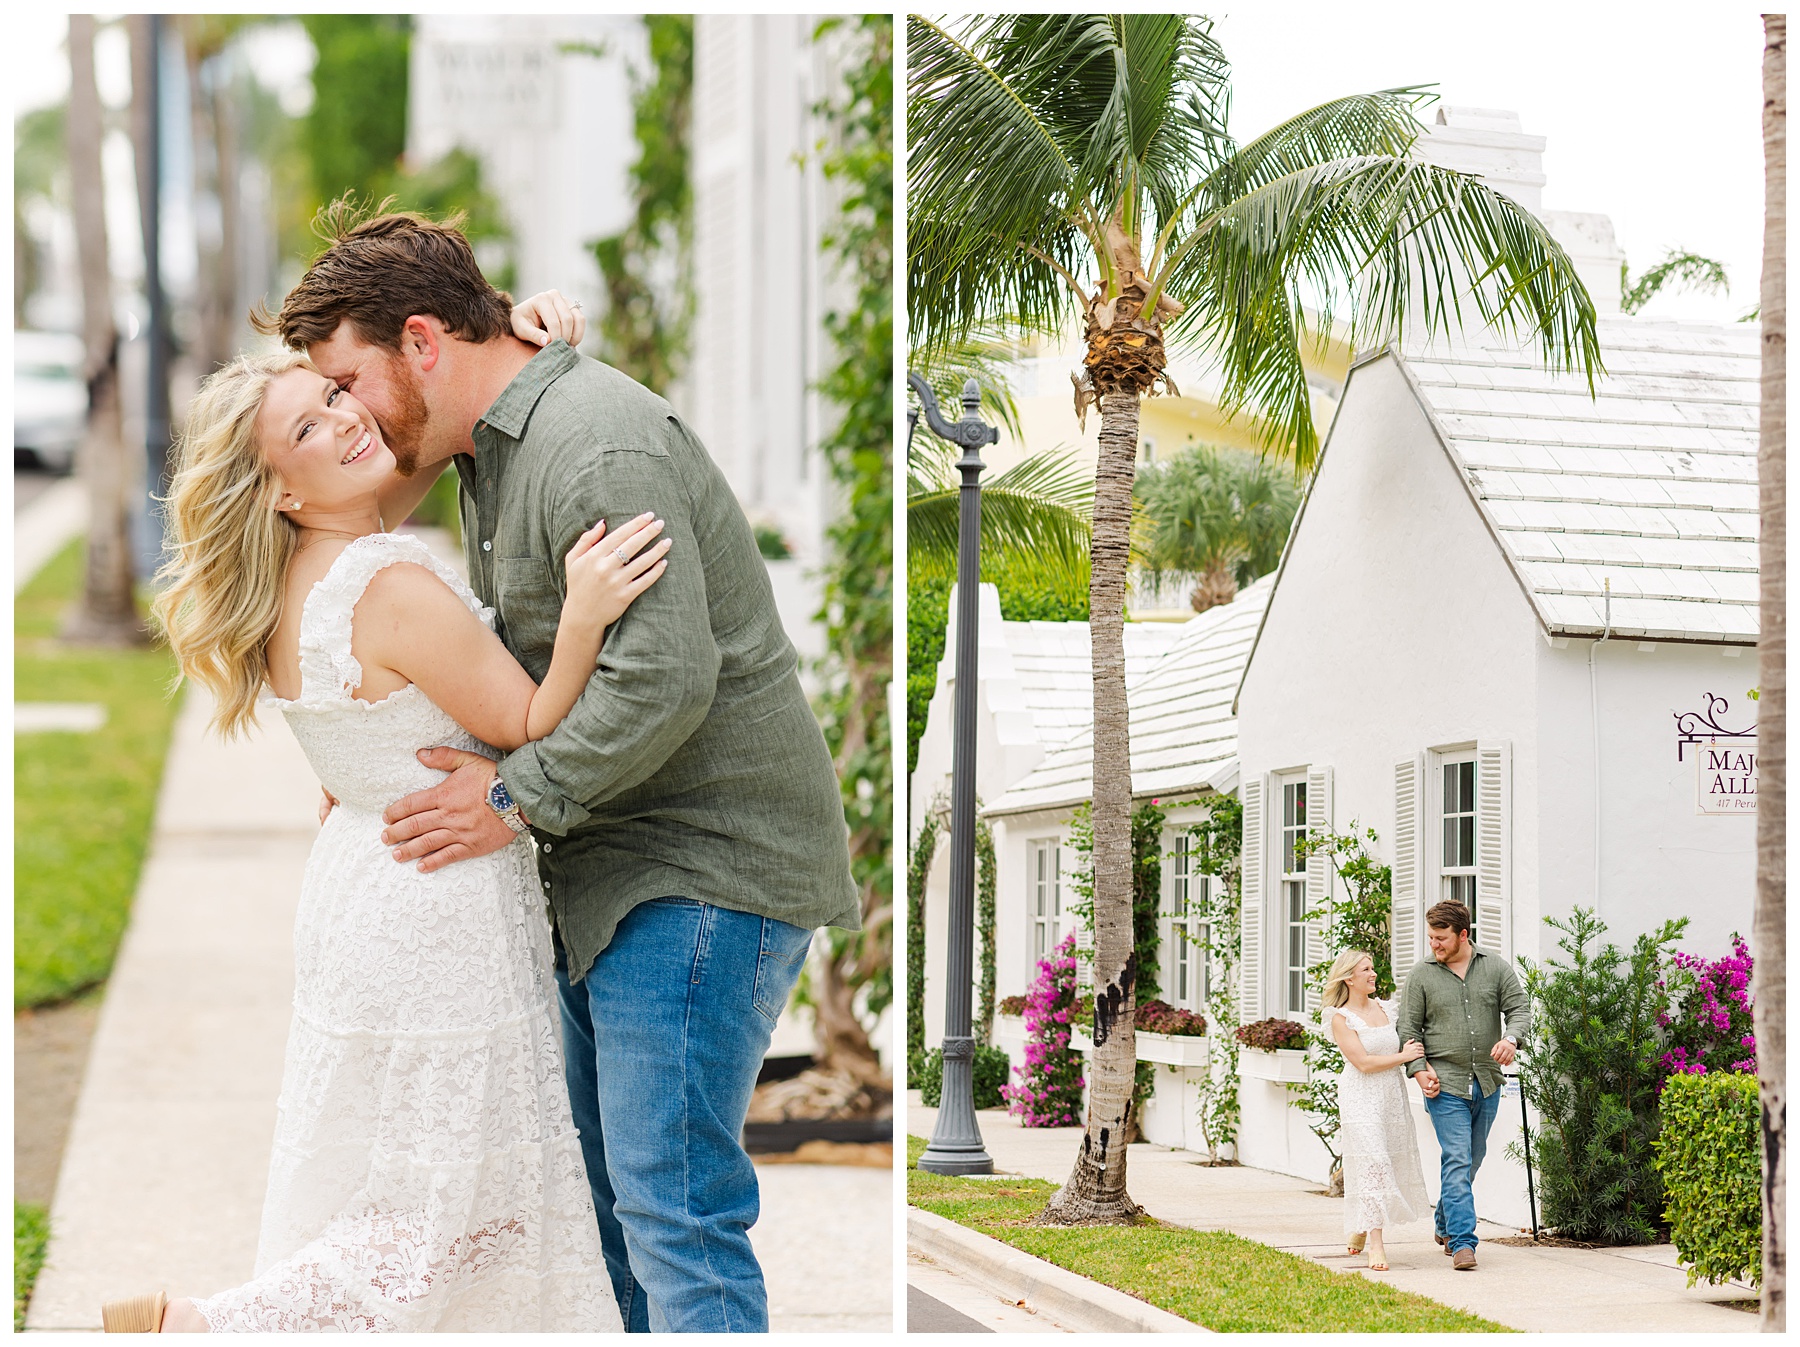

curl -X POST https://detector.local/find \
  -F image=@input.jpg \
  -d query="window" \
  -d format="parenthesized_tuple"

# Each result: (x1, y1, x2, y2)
(1029, 839, 1062, 966)
(1440, 755, 1478, 944)
(1281, 776, 1309, 1015)
(1166, 833, 1210, 1010)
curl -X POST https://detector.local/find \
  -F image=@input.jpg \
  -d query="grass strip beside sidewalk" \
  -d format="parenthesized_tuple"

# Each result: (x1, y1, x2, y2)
(15, 1202, 49, 1331)
(906, 1135, 1507, 1333)
(15, 541, 183, 1008)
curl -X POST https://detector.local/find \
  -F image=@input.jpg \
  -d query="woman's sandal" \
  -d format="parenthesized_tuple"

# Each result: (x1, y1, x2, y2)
(1347, 1232, 1366, 1254)
(1367, 1256, 1390, 1272)
(100, 1292, 167, 1333)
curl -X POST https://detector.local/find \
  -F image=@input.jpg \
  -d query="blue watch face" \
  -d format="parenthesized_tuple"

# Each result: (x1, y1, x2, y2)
(489, 778, 515, 812)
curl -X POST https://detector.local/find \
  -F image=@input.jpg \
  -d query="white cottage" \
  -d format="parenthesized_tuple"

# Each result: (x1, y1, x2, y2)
(1233, 315, 1760, 1218)
(911, 587, 1182, 1051)
(979, 578, 1273, 1150)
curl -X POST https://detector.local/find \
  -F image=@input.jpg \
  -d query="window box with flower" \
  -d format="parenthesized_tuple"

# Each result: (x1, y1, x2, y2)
(1235, 1017, 1310, 1082)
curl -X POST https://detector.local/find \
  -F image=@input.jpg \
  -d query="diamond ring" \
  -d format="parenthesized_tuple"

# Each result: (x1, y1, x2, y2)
(614, 546, 628, 563)
(571, 299, 584, 311)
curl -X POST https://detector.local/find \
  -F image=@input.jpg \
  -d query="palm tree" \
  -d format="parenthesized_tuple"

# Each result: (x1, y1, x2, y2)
(910, 13, 1602, 1224)
(1619, 248, 1729, 315)
(64, 15, 143, 646)
(1135, 444, 1299, 611)
(1756, 15, 1785, 1332)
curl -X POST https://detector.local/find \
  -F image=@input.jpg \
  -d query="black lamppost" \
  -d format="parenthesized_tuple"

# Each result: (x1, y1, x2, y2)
(910, 372, 997, 1177)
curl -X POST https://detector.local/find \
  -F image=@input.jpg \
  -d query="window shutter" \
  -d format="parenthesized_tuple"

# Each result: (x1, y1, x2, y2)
(1392, 755, 1424, 976)
(1239, 777, 1264, 1022)
(1475, 741, 1512, 958)
(1304, 766, 1333, 1013)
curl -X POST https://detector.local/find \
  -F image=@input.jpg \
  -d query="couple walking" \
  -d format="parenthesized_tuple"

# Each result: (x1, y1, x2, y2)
(1328, 900, 1533, 1272)
(103, 204, 860, 1332)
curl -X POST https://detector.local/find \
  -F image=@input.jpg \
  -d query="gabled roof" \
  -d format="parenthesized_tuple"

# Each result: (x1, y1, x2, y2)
(994, 618, 1186, 749)
(985, 576, 1272, 818)
(1403, 317, 1759, 643)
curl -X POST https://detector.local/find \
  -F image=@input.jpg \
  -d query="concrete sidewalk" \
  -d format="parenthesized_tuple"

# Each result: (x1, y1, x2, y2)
(24, 646, 889, 1331)
(908, 1100, 1756, 1334)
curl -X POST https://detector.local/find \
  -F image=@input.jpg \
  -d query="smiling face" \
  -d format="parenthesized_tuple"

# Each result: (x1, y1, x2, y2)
(255, 367, 395, 513)
(305, 323, 431, 476)
(1351, 955, 1378, 997)
(1427, 923, 1471, 965)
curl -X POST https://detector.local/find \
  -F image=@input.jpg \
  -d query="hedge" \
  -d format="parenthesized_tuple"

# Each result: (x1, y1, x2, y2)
(1654, 1071, 1761, 1287)
(919, 1044, 1011, 1110)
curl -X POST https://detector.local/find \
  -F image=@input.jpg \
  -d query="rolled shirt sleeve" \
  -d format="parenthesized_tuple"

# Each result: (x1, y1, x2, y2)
(497, 430, 720, 834)
(1397, 964, 1428, 1079)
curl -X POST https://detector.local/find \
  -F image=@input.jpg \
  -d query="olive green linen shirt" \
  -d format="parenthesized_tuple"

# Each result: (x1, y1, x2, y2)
(455, 342, 859, 983)
(1395, 950, 1533, 1102)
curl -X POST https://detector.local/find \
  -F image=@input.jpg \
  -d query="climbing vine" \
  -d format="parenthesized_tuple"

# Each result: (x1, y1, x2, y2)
(1187, 794, 1243, 1163)
(809, 13, 893, 1072)
(976, 814, 997, 1044)
(906, 809, 938, 1087)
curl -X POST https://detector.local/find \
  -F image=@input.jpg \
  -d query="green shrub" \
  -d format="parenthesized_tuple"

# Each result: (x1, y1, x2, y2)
(919, 1044, 1011, 1109)
(1515, 907, 1685, 1244)
(1655, 1072, 1761, 1287)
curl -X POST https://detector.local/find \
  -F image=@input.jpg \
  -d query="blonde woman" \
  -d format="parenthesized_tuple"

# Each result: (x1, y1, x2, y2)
(1324, 950, 1431, 1272)
(107, 300, 657, 1332)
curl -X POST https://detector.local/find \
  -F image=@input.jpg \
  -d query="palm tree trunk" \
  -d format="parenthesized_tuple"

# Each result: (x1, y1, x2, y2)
(1043, 388, 1142, 1226)
(1758, 13, 1786, 1333)
(65, 15, 143, 646)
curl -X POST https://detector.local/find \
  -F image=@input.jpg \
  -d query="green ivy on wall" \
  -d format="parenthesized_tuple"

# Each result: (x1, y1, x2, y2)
(906, 810, 938, 1087)
(976, 813, 997, 1044)
(1188, 794, 1243, 1162)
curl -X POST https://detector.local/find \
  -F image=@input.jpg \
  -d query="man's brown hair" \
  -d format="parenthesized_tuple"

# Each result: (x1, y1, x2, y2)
(1425, 899, 1472, 936)
(254, 197, 514, 351)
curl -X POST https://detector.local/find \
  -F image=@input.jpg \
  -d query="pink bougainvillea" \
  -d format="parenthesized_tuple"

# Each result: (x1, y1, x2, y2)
(1001, 932, 1086, 1127)
(1657, 934, 1756, 1085)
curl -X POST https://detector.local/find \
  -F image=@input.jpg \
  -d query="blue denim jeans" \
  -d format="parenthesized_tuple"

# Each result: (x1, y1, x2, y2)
(556, 898, 813, 1333)
(1423, 1076, 1503, 1254)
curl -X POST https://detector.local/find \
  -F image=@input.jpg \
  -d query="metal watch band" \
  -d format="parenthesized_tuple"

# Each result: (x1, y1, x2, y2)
(487, 776, 529, 835)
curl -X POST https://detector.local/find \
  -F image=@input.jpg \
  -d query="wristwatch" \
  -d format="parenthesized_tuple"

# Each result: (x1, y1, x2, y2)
(486, 774, 529, 835)
(1503, 1035, 1519, 1046)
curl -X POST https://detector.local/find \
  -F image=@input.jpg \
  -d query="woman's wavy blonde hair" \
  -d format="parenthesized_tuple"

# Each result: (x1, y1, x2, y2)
(1322, 949, 1376, 1009)
(151, 350, 314, 738)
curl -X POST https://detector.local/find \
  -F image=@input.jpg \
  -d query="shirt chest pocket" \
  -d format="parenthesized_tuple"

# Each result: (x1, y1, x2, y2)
(495, 556, 562, 675)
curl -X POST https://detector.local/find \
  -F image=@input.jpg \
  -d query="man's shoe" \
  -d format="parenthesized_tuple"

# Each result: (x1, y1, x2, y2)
(1436, 1233, 1452, 1255)
(1452, 1247, 1477, 1271)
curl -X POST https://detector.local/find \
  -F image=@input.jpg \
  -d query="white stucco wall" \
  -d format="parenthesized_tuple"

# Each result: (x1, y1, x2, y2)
(1533, 639, 1757, 961)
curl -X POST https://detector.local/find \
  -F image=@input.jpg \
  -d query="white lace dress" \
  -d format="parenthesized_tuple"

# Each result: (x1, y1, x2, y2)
(191, 533, 621, 1332)
(1333, 1000, 1430, 1237)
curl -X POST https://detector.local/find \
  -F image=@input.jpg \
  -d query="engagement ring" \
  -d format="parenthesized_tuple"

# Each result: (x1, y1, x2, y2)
(571, 300, 583, 311)
(615, 547, 628, 563)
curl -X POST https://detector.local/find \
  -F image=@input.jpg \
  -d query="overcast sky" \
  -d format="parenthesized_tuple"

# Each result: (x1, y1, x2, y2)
(1212, 0, 1770, 324)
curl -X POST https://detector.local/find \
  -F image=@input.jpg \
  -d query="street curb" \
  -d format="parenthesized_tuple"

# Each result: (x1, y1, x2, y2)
(907, 1206, 1210, 1333)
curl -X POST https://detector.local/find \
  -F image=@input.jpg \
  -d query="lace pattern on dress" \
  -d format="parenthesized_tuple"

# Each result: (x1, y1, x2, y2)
(1334, 999, 1431, 1237)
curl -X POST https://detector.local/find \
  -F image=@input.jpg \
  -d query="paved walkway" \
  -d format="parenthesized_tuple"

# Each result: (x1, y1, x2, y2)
(908, 1100, 1757, 1334)
(22, 558, 890, 1330)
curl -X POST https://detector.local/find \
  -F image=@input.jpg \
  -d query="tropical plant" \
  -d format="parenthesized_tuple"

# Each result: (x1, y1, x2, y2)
(1512, 908, 1687, 1245)
(1619, 248, 1729, 316)
(1134, 444, 1300, 611)
(1756, 15, 1786, 1328)
(591, 16, 694, 394)
(1657, 935, 1756, 1082)
(918, 1043, 1012, 1110)
(1655, 1072, 1762, 1289)
(909, 12, 1601, 1225)
(1002, 932, 1086, 1127)
(13, 102, 65, 328)
(906, 810, 939, 1088)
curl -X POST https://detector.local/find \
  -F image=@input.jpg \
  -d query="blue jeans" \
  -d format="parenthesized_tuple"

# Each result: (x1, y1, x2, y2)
(1423, 1076, 1503, 1254)
(555, 898, 814, 1333)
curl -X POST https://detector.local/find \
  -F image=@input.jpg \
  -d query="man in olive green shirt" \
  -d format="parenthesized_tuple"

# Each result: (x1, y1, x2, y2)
(277, 208, 858, 1332)
(1395, 900, 1532, 1271)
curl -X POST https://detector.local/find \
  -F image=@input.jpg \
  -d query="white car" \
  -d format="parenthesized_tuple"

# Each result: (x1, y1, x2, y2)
(15, 331, 88, 473)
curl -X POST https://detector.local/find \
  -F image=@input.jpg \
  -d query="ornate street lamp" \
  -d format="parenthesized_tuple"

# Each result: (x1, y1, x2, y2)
(910, 372, 997, 1177)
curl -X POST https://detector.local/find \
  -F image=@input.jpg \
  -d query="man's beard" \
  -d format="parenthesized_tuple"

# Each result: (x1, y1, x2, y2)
(380, 354, 432, 477)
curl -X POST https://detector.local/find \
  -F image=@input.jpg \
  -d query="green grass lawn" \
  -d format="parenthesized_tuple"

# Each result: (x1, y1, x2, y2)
(15, 541, 183, 1007)
(15, 1201, 49, 1330)
(907, 1135, 1507, 1333)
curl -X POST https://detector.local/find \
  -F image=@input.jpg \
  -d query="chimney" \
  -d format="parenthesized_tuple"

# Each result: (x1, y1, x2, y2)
(1415, 107, 1623, 317)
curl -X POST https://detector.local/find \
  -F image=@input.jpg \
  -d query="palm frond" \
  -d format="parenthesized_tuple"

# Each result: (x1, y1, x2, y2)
(907, 325, 1031, 442)
(1620, 249, 1729, 315)
(908, 446, 1094, 578)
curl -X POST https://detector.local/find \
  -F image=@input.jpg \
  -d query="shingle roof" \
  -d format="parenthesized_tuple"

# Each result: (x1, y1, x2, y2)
(993, 618, 1186, 749)
(1399, 317, 1761, 643)
(985, 576, 1272, 817)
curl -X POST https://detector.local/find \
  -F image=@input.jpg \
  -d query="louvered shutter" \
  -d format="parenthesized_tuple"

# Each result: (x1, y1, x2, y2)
(1239, 778, 1264, 1022)
(1303, 766, 1333, 1013)
(1475, 741, 1512, 958)
(1392, 755, 1425, 976)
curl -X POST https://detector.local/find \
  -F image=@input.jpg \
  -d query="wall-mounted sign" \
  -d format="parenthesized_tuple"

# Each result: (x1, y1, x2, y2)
(1696, 740, 1757, 814)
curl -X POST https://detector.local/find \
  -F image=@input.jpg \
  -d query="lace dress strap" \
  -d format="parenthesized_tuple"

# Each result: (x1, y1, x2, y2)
(296, 533, 490, 705)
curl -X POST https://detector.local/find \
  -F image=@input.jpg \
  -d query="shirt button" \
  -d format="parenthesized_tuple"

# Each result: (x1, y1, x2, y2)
(482, 540, 493, 552)
(543, 842, 552, 853)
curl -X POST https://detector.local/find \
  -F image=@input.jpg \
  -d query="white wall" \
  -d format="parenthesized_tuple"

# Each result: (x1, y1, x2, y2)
(1533, 639, 1757, 960)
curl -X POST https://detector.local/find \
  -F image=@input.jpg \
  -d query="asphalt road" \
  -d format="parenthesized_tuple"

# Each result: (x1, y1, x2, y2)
(908, 1284, 994, 1333)
(16, 464, 61, 513)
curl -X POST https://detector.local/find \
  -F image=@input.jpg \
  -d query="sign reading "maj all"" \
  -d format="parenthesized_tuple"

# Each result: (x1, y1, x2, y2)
(1697, 740, 1757, 815)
